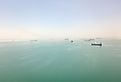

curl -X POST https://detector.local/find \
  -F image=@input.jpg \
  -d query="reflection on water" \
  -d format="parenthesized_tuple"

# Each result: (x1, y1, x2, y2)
(0, 39, 121, 82)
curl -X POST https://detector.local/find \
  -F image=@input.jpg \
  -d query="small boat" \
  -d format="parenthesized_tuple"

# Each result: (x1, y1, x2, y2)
(30, 40, 38, 42)
(84, 39, 95, 41)
(91, 43, 102, 46)
(64, 38, 69, 41)
(70, 40, 74, 43)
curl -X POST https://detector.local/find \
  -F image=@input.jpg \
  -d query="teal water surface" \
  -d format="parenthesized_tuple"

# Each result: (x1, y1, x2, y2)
(0, 39, 121, 82)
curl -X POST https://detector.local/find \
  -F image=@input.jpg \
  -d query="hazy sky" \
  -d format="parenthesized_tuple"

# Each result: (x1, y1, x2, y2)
(0, 0, 121, 40)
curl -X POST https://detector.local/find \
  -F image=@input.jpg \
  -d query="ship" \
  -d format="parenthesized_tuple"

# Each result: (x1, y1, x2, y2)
(91, 43, 102, 46)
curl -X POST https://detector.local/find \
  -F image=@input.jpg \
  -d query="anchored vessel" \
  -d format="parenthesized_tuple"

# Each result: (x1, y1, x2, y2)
(91, 43, 102, 46)
(70, 40, 74, 43)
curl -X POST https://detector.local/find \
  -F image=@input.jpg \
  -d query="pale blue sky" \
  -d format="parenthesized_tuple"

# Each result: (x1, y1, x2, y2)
(0, 0, 121, 40)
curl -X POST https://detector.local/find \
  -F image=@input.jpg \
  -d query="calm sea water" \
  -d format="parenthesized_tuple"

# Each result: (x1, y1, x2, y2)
(0, 39, 121, 82)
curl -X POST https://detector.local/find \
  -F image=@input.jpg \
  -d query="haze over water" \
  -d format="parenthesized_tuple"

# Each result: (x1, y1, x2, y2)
(0, 0, 121, 82)
(0, 0, 121, 40)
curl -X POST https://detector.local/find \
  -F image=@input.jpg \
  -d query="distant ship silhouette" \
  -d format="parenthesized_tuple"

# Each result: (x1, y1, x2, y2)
(91, 43, 102, 46)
